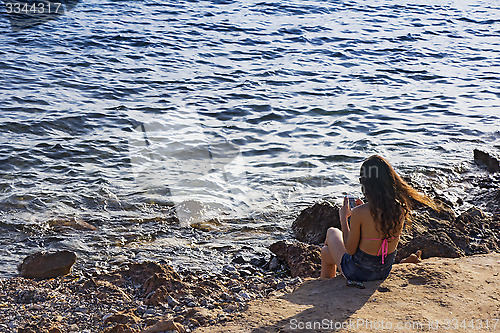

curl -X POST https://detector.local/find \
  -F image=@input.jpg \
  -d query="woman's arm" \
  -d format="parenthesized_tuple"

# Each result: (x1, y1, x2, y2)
(345, 209, 361, 255)
(339, 196, 362, 255)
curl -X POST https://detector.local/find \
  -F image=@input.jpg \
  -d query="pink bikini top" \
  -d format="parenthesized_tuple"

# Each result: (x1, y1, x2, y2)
(361, 236, 397, 264)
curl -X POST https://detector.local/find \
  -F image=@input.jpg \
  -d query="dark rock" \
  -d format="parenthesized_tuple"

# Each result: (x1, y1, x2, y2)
(269, 240, 321, 278)
(470, 176, 500, 215)
(377, 286, 391, 292)
(239, 269, 252, 277)
(268, 257, 280, 271)
(474, 149, 500, 173)
(396, 206, 499, 262)
(292, 201, 341, 244)
(222, 265, 237, 275)
(250, 257, 267, 268)
(232, 253, 255, 265)
(276, 281, 286, 290)
(18, 250, 76, 279)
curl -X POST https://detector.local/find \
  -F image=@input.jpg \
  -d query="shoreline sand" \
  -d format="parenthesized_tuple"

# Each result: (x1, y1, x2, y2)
(195, 253, 500, 333)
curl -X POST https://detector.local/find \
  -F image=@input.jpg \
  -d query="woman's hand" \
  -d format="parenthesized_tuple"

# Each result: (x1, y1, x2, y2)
(339, 196, 364, 221)
(339, 196, 351, 221)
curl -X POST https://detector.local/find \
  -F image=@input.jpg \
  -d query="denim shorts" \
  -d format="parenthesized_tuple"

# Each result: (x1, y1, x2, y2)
(340, 248, 396, 282)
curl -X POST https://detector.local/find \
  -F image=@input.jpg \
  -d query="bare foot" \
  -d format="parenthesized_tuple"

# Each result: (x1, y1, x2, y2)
(400, 250, 422, 264)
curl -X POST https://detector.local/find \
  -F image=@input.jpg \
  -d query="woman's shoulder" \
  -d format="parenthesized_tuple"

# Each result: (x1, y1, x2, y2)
(351, 203, 371, 221)
(352, 202, 370, 214)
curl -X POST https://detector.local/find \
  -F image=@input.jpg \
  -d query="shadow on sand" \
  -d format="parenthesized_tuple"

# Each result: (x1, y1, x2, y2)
(251, 276, 383, 333)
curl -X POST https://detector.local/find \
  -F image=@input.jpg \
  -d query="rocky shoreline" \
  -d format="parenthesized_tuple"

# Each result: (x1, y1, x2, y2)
(1, 257, 305, 333)
(1, 150, 499, 333)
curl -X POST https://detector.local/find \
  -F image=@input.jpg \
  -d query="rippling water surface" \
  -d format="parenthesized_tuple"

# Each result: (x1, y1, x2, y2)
(0, 0, 499, 277)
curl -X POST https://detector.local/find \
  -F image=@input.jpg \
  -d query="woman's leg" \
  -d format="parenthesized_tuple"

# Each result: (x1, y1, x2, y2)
(321, 245, 336, 278)
(320, 227, 347, 278)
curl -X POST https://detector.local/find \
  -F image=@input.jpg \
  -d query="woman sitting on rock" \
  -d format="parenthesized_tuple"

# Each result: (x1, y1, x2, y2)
(320, 155, 437, 281)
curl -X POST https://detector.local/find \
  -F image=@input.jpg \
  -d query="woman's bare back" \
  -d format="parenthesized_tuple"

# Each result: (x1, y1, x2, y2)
(354, 203, 403, 256)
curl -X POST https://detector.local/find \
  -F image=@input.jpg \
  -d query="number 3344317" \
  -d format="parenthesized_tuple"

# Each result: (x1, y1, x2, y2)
(5, 2, 63, 14)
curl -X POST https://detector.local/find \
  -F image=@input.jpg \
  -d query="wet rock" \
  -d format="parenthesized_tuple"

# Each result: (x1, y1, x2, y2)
(250, 257, 267, 268)
(292, 201, 341, 244)
(474, 149, 500, 173)
(222, 264, 237, 274)
(269, 240, 321, 278)
(48, 216, 97, 231)
(268, 257, 280, 271)
(469, 174, 500, 215)
(18, 250, 77, 279)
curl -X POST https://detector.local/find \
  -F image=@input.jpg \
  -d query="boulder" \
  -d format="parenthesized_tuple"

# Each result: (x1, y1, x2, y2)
(18, 250, 76, 279)
(292, 202, 341, 244)
(269, 240, 321, 278)
(474, 149, 500, 173)
(396, 207, 499, 262)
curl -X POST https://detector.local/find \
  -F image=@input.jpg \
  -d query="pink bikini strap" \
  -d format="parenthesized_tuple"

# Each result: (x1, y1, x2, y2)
(361, 237, 396, 264)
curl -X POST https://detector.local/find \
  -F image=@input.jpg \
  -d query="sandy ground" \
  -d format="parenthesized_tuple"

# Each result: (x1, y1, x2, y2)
(195, 253, 500, 333)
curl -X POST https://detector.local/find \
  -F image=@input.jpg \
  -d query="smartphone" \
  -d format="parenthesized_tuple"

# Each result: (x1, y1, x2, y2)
(347, 194, 357, 209)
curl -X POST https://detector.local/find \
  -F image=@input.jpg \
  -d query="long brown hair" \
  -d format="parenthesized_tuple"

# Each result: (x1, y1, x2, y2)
(359, 155, 438, 239)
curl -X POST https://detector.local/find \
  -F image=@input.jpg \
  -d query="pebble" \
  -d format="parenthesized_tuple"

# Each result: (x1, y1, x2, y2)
(239, 269, 252, 277)
(276, 281, 286, 290)
(137, 305, 148, 314)
(144, 308, 156, 316)
(68, 324, 79, 331)
(167, 295, 179, 307)
(221, 292, 232, 301)
(224, 304, 238, 312)
(269, 257, 280, 271)
(222, 265, 237, 274)
(237, 291, 251, 301)
(250, 257, 267, 268)
(74, 306, 88, 314)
